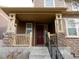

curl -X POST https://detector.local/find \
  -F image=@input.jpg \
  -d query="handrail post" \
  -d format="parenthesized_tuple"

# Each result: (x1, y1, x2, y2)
(29, 32, 32, 47)
(48, 32, 50, 39)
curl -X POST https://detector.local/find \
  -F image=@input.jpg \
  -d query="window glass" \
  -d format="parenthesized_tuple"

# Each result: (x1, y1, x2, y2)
(67, 20, 76, 28)
(26, 23, 32, 34)
(68, 28, 77, 35)
(45, 0, 53, 6)
(66, 18, 79, 37)
(27, 23, 32, 28)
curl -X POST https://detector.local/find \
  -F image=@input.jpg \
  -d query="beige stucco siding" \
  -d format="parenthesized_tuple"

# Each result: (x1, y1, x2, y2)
(34, 0, 44, 7)
(65, 0, 72, 11)
(55, 0, 65, 7)
(0, 9, 9, 39)
(16, 22, 26, 34)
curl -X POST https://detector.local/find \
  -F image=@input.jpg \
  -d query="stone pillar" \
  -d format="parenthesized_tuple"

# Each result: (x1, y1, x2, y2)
(7, 13, 16, 34)
(55, 13, 66, 47)
(3, 13, 16, 47)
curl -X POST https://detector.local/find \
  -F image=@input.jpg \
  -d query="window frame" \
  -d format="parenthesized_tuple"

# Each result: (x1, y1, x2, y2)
(44, 0, 55, 7)
(65, 18, 79, 38)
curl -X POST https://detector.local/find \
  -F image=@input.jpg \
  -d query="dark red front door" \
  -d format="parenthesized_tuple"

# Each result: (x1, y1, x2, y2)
(36, 24, 44, 45)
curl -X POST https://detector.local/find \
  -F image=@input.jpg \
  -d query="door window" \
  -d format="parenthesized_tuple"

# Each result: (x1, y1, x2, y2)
(26, 23, 32, 34)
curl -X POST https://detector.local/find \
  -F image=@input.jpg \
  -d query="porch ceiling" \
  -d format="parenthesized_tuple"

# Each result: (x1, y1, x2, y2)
(16, 13, 55, 23)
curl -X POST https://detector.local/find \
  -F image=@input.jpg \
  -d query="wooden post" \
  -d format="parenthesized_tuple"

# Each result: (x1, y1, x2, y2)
(34, 23, 36, 46)
(55, 13, 64, 33)
(29, 32, 32, 47)
(55, 13, 65, 47)
(48, 32, 50, 39)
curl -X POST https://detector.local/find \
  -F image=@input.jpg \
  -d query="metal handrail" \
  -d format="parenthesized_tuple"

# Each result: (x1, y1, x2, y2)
(45, 32, 64, 59)
(56, 47, 64, 59)
(45, 32, 52, 58)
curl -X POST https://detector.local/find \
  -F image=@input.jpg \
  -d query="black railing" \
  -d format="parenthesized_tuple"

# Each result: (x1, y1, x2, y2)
(45, 32, 64, 59)
(45, 32, 52, 58)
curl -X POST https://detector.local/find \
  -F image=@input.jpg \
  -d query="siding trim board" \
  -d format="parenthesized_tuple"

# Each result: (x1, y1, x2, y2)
(2, 8, 67, 14)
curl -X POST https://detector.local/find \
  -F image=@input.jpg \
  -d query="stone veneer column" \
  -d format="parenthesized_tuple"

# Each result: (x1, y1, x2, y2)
(3, 13, 16, 47)
(55, 13, 66, 47)
(7, 13, 16, 34)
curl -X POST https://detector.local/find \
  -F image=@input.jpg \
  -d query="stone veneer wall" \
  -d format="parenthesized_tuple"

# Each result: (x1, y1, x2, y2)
(57, 33, 79, 56)
(65, 38, 79, 56)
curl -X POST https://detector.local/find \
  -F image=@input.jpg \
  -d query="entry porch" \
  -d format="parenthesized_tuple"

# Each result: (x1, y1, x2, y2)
(15, 15, 56, 46)
(2, 8, 65, 47)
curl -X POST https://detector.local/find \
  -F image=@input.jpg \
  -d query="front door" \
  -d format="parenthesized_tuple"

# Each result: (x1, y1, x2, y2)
(36, 24, 44, 45)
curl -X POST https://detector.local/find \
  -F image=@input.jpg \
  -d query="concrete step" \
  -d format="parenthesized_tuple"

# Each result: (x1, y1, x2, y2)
(29, 47, 51, 59)
(58, 47, 74, 59)
(3, 40, 10, 44)
(30, 55, 50, 59)
(3, 40, 10, 42)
